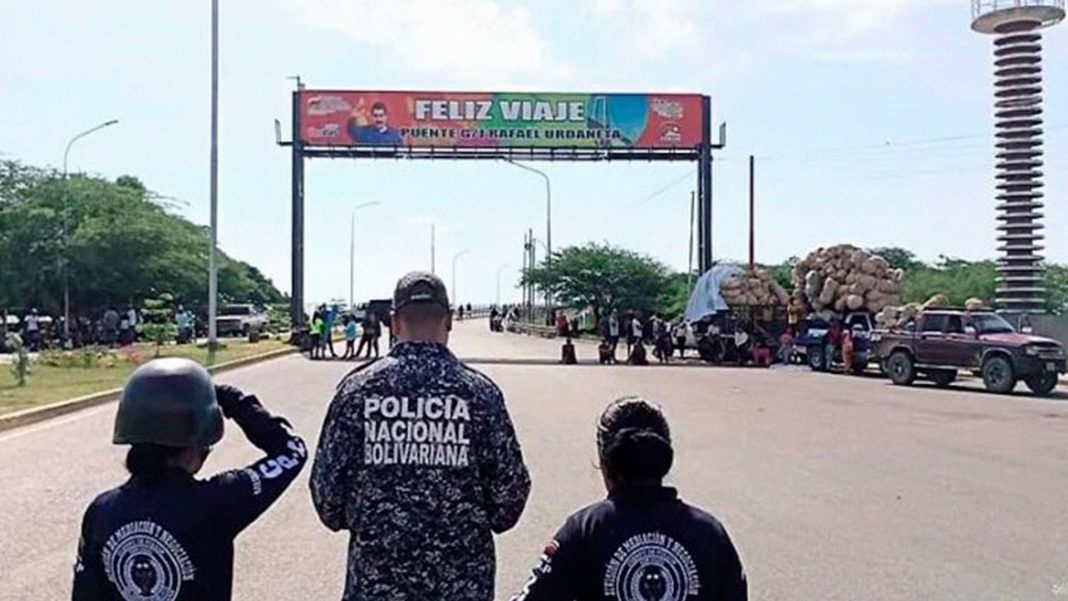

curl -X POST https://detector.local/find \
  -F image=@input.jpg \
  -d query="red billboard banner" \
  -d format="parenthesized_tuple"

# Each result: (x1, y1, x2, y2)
(299, 91, 706, 150)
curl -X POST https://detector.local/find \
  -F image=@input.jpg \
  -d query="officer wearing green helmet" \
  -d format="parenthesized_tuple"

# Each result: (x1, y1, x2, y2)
(72, 357, 306, 600)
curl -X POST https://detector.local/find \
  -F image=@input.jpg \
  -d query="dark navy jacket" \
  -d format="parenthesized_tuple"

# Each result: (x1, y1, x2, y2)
(72, 396, 306, 601)
(310, 341, 531, 601)
(512, 486, 747, 601)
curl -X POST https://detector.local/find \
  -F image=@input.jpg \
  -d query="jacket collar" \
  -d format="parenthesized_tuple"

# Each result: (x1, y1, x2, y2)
(389, 341, 456, 360)
(128, 465, 195, 486)
(609, 484, 679, 503)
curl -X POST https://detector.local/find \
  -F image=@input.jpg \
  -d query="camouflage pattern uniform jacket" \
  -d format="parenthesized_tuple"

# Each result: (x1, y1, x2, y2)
(310, 341, 531, 600)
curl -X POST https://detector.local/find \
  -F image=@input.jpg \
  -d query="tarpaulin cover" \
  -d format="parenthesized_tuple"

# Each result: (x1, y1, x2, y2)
(684, 264, 743, 323)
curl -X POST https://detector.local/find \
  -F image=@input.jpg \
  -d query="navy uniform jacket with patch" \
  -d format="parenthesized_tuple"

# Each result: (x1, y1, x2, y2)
(310, 341, 531, 601)
(71, 395, 307, 601)
(512, 485, 747, 601)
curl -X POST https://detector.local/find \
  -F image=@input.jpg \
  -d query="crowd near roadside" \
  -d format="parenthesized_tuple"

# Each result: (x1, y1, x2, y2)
(2, 305, 157, 352)
(490, 296, 873, 378)
(0, 302, 263, 355)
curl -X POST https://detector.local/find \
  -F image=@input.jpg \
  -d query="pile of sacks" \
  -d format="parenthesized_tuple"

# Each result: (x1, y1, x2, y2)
(719, 267, 792, 308)
(875, 294, 989, 328)
(792, 245, 904, 314)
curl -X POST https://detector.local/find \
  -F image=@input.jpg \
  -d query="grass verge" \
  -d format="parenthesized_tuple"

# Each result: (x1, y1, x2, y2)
(0, 338, 288, 416)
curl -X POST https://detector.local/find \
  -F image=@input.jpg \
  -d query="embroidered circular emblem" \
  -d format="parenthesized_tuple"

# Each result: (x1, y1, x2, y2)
(603, 532, 700, 601)
(102, 520, 194, 601)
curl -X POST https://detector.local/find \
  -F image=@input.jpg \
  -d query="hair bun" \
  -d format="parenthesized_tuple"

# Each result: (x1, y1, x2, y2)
(607, 427, 674, 481)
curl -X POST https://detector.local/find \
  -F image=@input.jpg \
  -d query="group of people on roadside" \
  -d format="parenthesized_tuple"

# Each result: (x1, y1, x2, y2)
(72, 271, 747, 601)
(596, 310, 694, 365)
(2, 305, 149, 352)
(309, 303, 386, 361)
(489, 305, 519, 333)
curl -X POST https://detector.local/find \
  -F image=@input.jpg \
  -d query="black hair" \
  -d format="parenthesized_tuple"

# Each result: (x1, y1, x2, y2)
(372, 101, 388, 113)
(597, 397, 674, 483)
(126, 444, 184, 483)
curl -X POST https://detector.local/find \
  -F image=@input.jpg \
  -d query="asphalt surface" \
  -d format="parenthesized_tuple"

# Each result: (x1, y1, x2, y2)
(1, 319, 1067, 600)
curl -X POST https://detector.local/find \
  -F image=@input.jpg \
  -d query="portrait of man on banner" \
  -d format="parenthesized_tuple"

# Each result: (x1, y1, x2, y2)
(348, 98, 403, 146)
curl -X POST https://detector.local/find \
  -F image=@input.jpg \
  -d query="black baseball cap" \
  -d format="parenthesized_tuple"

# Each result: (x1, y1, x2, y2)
(393, 271, 450, 312)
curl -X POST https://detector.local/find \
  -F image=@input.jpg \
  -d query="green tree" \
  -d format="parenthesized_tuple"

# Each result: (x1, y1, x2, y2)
(5, 332, 30, 386)
(0, 160, 282, 315)
(766, 256, 799, 290)
(871, 247, 922, 271)
(141, 292, 178, 357)
(1044, 264, 1068, 315)
(659, 272, 694, 319)
(522, 242, 670, 321)
(903, 258, 998, 306)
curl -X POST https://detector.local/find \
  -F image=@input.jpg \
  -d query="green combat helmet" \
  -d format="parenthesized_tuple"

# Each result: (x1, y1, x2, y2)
(113, 357, 224, 447)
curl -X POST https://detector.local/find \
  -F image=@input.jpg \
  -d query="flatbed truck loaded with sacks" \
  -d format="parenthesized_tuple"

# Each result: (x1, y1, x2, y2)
(873, 308, 1066, 396)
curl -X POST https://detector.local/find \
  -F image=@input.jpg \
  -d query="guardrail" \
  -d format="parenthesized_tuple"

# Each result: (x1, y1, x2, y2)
(455, 308, 493, 320)
(507, 321, 558, 338)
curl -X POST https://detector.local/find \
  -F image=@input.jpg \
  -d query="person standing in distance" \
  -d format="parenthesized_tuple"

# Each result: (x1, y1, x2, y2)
(72, 358, 307, 600)
(511, 397, 747, 601)
(311, 271, 531, 601)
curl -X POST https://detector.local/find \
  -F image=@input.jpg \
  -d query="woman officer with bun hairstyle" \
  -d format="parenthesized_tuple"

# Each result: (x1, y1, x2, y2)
(512, 397, 747, 601)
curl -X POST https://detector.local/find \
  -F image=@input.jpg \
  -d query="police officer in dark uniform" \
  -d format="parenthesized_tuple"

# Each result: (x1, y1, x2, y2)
(512, 397, 747, 601)
(72, 357, 307, 600)
(311, 271, 531, 600)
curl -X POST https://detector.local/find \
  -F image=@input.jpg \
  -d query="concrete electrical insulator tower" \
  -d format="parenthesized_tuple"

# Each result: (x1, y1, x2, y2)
(972, 1, 1065, 313)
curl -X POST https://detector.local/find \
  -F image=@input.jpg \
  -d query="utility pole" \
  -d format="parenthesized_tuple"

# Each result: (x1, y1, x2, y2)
(748, 155, 755, 270)
(522, 230, 529, 318)
(526, 228, 535, 320)
(207, 0, 219, 346)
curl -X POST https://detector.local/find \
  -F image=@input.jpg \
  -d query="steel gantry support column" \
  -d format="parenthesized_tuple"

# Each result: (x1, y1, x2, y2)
(291, 90, 306, 328)
(697, 95, 714, 274)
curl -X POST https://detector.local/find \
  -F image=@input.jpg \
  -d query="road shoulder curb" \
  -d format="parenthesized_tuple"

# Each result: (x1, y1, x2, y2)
(0, 346, 298, 433)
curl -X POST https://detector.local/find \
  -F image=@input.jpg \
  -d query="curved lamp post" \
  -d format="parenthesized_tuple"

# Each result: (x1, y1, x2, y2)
(350, 201, 381, 308)
(62, 119, 118, 340)
(451, 250, 469, 311)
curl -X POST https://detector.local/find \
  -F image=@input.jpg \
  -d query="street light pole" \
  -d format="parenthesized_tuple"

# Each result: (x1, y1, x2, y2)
(495, 264, 510, 307)
(62, 119, 118, 341)
(349, 201, 381, 309)
(208, 0, 219, 347)
(506, 160, 552, 296)
(451, 250, 469, 310)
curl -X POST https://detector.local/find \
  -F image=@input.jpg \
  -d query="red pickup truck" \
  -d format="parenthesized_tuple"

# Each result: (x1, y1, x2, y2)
(872, 309, 1066, 396)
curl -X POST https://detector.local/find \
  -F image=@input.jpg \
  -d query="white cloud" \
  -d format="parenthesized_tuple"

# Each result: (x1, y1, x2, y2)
(584, 0, 702, 58)
(291, 0, 568, 84)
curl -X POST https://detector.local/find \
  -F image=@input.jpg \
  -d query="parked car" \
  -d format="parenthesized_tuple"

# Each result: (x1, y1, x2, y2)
(215, 304, 267, 337)
(872, 309, 1066, 396)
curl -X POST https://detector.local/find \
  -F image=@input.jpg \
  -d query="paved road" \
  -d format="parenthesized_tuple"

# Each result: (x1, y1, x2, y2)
(1, 319, 1066, 600)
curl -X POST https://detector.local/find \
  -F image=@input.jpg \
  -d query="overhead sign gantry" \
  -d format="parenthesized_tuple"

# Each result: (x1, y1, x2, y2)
(281, 88, 723, 326)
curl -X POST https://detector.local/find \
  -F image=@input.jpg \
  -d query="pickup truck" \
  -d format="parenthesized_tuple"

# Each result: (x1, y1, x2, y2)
(215, 303, 268, 337)
(872, 309, 1066, 396)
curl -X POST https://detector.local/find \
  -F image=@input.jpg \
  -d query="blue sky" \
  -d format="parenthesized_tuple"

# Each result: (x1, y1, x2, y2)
(1, 0, 1066, 306)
